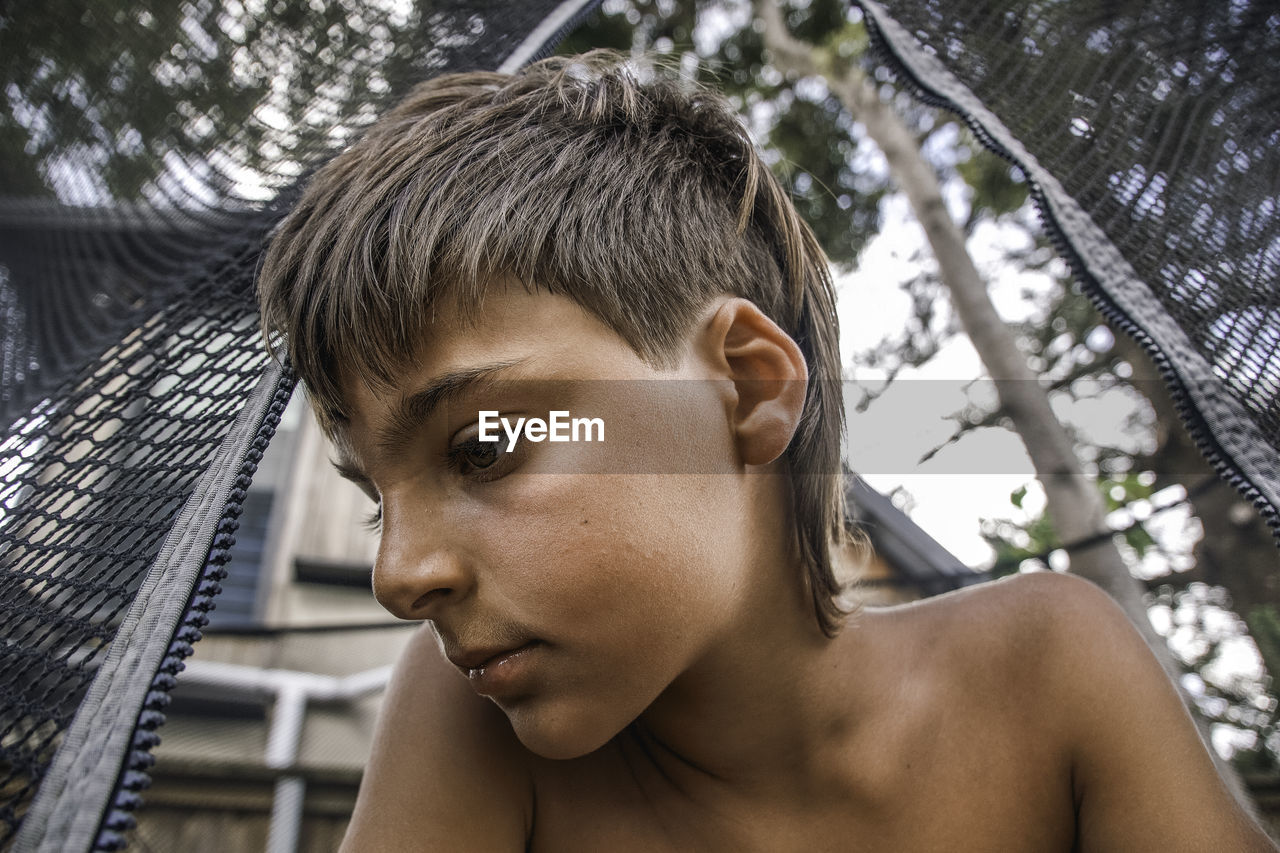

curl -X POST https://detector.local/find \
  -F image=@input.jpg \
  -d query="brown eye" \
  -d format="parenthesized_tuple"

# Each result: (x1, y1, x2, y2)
(445, 425, 518, 482)
(462, 439, 500, 470)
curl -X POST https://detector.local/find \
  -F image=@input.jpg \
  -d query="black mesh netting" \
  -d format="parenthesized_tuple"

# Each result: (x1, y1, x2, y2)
(0, 253, 282, 849)
(1, 0, 1278, 850)
(0, 2, 598, 850)
(858, 0, 1280, 534)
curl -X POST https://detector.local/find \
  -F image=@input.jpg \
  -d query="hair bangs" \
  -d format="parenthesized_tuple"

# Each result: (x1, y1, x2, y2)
(258, 50, 863, 635)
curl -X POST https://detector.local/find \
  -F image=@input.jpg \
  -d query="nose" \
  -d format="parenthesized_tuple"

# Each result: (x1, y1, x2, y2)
(371, 504, 474, 620)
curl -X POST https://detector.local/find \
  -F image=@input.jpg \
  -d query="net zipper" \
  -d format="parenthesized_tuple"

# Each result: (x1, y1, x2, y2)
(84, 9, 602, 846)
(856, 1, 1280, 542)
(90, 367, 296, 852)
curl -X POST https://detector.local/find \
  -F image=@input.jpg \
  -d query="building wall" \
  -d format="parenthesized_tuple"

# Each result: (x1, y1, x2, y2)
(128, 766, 355, 853)
(261, 402, 384, 626)
(131, 403, 408, 852)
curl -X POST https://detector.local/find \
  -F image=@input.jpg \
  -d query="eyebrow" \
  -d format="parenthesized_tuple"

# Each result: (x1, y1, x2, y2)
(332, 359, 529, 485)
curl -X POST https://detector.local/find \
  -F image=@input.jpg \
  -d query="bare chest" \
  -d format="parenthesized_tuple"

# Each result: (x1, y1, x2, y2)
(528, 721, 1077, 853)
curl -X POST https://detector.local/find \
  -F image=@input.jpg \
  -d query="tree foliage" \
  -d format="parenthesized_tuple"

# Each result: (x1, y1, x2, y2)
(0, 0, 492, 203)
(568, 0, 1280, 778)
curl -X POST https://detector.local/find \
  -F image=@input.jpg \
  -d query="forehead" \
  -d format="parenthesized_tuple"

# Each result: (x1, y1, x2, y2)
(328, 285, 658, 466)
(407, 285, 636, 375)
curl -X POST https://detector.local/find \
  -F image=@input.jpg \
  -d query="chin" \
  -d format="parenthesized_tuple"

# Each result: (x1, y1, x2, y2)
(501, 697, 630, 760)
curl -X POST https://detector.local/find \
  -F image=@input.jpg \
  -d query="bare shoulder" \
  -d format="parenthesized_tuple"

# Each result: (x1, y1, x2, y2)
(341, 623, 534, 852)
(869, 571, 1097, 686)
(873, 572, 1276, 852)
(873, 571, 1178, 692)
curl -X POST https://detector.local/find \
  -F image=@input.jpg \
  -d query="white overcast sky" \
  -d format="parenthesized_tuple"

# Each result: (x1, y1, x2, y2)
(835, 191, 1040, 568)
(833, 187, 1196, 573)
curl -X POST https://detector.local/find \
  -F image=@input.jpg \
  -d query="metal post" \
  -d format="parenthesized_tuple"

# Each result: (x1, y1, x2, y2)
(264, 684, 308, 853)
(172, 661, 394, 853)
(266, 776, 306, 853)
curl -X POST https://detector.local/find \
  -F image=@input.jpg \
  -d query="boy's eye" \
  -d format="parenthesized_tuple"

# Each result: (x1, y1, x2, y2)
(445, 432, 517, 481)
(459, 439, 500, 470)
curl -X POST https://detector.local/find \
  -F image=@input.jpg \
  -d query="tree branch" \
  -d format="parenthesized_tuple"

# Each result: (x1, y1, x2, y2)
(754, 0, 1254, 808)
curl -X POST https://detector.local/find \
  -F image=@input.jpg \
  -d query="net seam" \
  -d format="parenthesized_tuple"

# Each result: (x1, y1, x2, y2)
(89, 365, 295, 852)
(854, 0, 1280, 543)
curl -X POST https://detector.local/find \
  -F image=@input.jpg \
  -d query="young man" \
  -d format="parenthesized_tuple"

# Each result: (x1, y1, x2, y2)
(257, 52, 1275, 851)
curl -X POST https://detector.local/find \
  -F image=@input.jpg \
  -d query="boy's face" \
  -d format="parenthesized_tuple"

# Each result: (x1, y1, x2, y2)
(334, 284, 762, 759)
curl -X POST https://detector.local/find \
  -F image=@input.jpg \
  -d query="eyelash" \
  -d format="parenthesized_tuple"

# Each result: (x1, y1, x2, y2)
(444, 437, 510, 481)
(360, 436, 511, 533)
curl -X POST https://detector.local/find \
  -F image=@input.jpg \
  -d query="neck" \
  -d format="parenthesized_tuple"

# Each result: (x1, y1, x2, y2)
(626, 520, 874, 803)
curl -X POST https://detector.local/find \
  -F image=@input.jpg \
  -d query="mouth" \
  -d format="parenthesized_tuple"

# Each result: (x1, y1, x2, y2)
(447, 639, 539, 675)
(446, 640, 543, 696)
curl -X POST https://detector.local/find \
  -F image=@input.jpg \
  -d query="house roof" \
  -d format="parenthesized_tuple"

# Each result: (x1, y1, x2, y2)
(845, 475, 984, 595)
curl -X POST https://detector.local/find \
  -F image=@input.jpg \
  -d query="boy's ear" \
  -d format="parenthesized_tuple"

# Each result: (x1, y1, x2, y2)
(700, 298, 808, 467)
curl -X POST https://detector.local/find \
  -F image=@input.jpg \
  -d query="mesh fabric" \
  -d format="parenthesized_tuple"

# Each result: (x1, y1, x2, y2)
(858, 0, 1280, 536)
(0, 2, 599, 850)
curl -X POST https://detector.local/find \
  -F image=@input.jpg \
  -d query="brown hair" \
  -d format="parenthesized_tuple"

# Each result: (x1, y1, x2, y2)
(257, 51, 858, 634)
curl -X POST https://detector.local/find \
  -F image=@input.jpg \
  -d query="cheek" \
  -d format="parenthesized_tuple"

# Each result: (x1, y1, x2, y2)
(473, 474, 745, 758)
(492, 473, 741, 635)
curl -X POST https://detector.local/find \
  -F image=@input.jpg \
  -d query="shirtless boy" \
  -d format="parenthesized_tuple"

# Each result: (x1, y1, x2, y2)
(257, 52, 1275, 851)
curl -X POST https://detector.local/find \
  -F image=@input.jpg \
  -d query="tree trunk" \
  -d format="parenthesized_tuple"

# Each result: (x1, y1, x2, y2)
(754, 0, 1254, 810)
(1115, 331, 1280, 617)
(1115, 330, 1280, 683)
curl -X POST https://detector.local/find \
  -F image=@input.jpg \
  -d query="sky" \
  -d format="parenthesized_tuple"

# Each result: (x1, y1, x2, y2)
(835, 185, 1067, 569)
(830, 155, 1201, 576)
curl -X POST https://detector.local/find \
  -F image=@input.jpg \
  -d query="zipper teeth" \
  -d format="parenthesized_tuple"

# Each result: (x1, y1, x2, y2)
(80, 6, 598, 841)
(90, 366, 296, 853)
(858, 3, 1280, 542)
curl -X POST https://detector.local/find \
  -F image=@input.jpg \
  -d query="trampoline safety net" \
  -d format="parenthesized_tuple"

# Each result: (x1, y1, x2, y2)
(0, 2, 599, 850)
(860, 0, 1280, 535)
(0, 0, 1277, 851)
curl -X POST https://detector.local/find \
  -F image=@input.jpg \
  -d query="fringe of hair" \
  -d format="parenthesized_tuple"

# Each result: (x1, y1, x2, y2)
(258, 50, 864, 634)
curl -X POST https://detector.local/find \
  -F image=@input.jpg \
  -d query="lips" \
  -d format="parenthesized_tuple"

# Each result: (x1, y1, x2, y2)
(443, 638, 543, 697)
(447, 641, 533, 674)
(442, 635, 537, 676)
